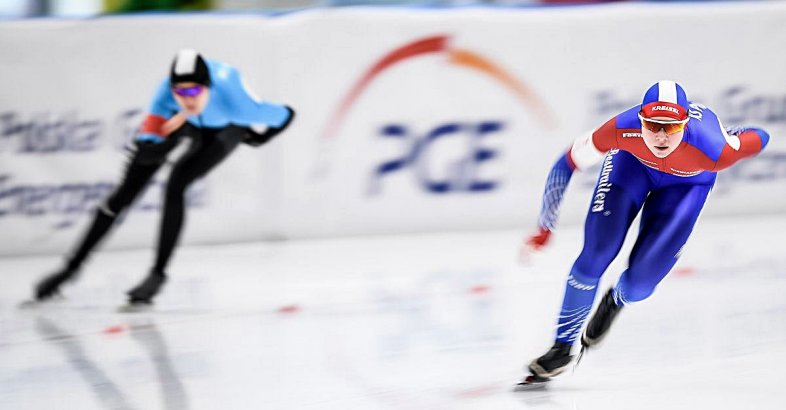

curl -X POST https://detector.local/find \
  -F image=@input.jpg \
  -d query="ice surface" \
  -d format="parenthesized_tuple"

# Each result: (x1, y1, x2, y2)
(1, 214, 785, 409)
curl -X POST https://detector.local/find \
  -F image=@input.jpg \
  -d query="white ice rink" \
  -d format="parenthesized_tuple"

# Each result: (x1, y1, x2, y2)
(1, 214, 785, 410)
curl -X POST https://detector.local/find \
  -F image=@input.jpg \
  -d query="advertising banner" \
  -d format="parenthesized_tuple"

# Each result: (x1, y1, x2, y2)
(0, 16, 284, 255)
(272, 3, 786, 238)
(1, 2, 785, 255)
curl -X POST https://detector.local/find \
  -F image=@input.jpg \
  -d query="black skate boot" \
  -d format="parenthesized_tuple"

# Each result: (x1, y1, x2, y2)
(516, 342, 574, 391)
(34, 267, 78, 301)
(126, 269, 167, 306)
(528, 342, 574, 379)
(581, 288, 623, 348)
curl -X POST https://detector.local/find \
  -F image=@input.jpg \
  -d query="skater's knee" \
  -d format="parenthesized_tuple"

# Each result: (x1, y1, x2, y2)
(615, 275, 657, 304)
(574, 238, 623, 276)
(165, 171, 199, 196)
(571, 257, 607, 281)
(163, 181, 190, 203)
(99, 198, 124, 218)
(104, 185, 146, 215)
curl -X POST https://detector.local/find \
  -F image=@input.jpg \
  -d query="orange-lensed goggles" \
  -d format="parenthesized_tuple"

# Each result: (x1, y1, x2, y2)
(638, 113, 688, 135)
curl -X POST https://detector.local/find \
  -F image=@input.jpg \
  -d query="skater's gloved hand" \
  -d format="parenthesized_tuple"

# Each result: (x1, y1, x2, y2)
(525, 226, 552, 251)
(519, 226, 551, 265)
(243, 106, 296, 147)
(136, 133, 165, 144)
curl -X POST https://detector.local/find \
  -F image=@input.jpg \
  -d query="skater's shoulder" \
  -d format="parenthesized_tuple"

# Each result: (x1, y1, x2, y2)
(682, 103, 727, 161)
(608, 105, 642, 130)
(205, 60, 241, 89)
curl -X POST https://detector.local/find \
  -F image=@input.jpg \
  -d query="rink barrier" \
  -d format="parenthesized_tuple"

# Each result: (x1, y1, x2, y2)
(1, 2, 785, 255)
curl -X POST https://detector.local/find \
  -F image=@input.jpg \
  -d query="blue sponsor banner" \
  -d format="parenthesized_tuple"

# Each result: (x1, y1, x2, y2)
(0, 109, 143, 154)
(0, 174, 207, 231)
(368, 120, 505, 196)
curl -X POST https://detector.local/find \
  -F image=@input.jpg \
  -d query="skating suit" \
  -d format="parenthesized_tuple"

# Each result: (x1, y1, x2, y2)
(137, 59, 291, 143)
(538, 103, 770, 344)
(65, 60, 292, 279)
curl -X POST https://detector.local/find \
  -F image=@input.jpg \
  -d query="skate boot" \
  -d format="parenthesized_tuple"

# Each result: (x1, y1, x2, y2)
(528, 342, 574, 379)
(126, 269, 167, 306)
(581, 288, 623, 348)
(516, 342, 574, 391)
(34, 267, 78, 301)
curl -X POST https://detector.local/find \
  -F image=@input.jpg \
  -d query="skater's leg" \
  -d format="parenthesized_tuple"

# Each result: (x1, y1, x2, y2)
(615, 183, 713, 303)
(127, 127, 244, 303)
(67, 125, 194, 270)
(152, 127, 244, 273)
(530, 187, 641, 376)
(34, 143, 170, 300)
(528, 151, 651, 379)
(581, 182, 713, 347)
(554, 151, 650, 345)
(67, 159, 161, 269)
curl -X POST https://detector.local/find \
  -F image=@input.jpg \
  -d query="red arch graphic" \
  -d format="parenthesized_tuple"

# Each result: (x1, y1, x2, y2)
(322, 35, 555, 140)
(447, 49, 556, 129)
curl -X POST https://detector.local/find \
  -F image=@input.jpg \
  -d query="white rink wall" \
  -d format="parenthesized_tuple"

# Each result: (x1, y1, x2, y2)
(1, 2, 785, 256)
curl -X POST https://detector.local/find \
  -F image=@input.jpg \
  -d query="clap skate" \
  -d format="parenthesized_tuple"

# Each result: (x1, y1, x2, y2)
(514, 342, 573, 391)
(19, 267, 78, 309)
(119, 270, 167, 313)
(581, 288, 623, 348)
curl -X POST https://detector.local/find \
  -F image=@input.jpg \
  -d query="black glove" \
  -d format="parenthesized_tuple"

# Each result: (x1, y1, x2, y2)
(131, 122, 196, 166)
(243, 105, 296, 147)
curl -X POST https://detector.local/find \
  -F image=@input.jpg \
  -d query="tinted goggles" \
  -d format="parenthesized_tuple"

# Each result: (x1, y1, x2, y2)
(638, 113, 688, 135)
(172, 85, 205, 97)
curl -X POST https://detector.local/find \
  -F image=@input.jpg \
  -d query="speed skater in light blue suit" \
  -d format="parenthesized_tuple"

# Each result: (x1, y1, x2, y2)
(34, 49, 295, 307)
(516, 81, 770, 388)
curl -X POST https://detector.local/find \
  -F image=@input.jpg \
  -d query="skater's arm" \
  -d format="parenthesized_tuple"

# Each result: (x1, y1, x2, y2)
(137, 112, 188, 142)
(223, 67, 292, 127)
(524, 123, 615, 250)
(137, 79, 180, 143)
(243, 106, 296, 147)
(567, 117, 617, 172)
(712, 126, 770, 171)
(525, 152, 576, 250)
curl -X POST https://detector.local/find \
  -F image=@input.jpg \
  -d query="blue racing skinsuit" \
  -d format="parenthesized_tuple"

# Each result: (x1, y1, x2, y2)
(535, 103, 769, 345)
(137, 59, 292, 142)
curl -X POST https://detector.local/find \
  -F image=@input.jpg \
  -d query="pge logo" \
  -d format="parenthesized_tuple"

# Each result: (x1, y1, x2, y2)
(368, 121, 503, 195)
(321, 35, 555, 195)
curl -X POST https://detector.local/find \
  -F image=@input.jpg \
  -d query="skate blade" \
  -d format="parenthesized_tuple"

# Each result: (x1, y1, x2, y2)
(117, 302, 153, 313)
(573, 345, 587, 373)
(18, 299, 42, 310)
(513, 375, 550, 392)
(18, 294, 65, 309)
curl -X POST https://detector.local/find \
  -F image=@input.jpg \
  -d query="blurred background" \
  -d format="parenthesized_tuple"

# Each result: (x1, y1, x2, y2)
(1, 1, 785, 409)
(0, 0, 757, 18)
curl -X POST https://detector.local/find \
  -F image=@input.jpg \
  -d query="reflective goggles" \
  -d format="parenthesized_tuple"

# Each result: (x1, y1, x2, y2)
(172, 85, 205, 97)
(638, 113, 688, 135)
